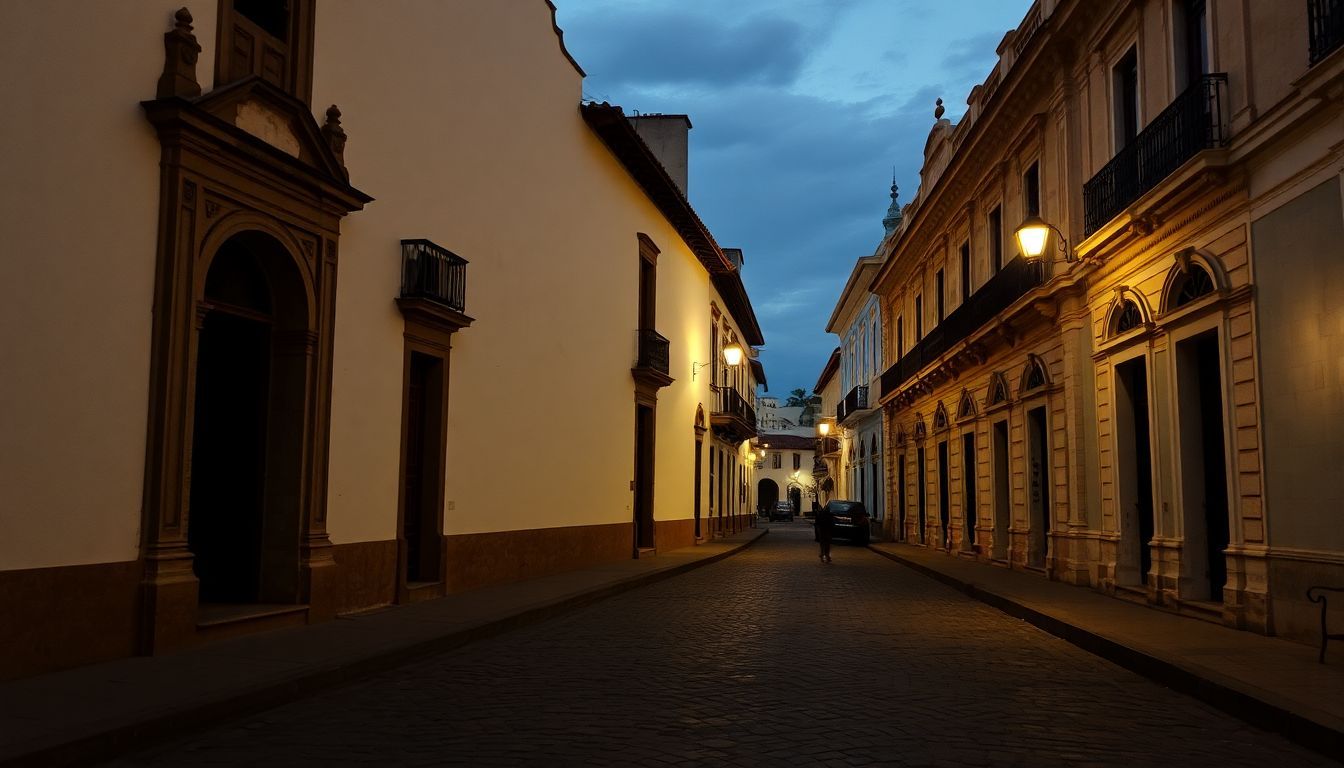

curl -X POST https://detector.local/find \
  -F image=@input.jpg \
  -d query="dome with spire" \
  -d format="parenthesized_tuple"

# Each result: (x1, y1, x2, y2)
(881, 174, 902, 236)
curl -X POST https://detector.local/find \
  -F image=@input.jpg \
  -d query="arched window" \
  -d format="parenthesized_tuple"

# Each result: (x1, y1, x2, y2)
(1171, 264, 1215, 308)
(1112, 300, 1143, 335)
(957, 389, 977, 420)
(1021, 356, 1048, 393)
(870, 434, 880, 458)
(933, 402, 950, 431)
(986, 372, 1009, 407)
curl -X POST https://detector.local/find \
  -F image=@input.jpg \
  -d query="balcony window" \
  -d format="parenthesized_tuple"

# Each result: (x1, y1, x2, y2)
(915, 295, 923, 339)
(936, 269, 945, 322)
(989, 206, 1003, 273)
(1023, 162, 1041, 218)
(401, 239, 467, 312)
(1113, 46, 1139, 151)
(1310, 0, 1344, 65)
(1175, 0, 1209, 88)
(1083, 74, 1228, 236)
(960, 241, 972, 303)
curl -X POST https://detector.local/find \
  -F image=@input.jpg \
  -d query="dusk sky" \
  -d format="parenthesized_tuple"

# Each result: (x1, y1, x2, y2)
(554, 0, 1031, 397)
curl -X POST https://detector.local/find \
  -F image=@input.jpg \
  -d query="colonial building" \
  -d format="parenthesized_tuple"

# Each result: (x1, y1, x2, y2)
(754, 434, 818, 516)
(824, 182, 900, 532)
(812, 348, 844, 505)
(869, 0, 1343, 642)
(0, 0, 764, 679)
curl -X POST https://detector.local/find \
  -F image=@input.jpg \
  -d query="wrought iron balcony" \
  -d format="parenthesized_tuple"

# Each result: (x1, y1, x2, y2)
(1083, 74, 1229, 236)
(401, 239, 467, 312)
(812, 457, 829, 478)
(636, 329, 670, 375)
(880, 255, 1045, 398)
(711, 388, 757, 443)
(836, 385, 869, 424)
(1311, 0, 1344, 65)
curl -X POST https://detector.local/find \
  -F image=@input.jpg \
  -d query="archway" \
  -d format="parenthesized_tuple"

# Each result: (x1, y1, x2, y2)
(789, 486, 803, 516)
(189, 231, 309, 607)
(757, 478, 779, 515)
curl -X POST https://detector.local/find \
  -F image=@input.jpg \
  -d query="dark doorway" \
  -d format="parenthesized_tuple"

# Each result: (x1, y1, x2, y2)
(789, 487, 802, 516)
(897, 453, 907, 542)
(1027, 406, 1050, 568)
(917, 447, 927, 543)
(634, 404, 656, 551)
(1116, 357, 1155, 585)
(1178, 331, 1229, 601)
(694, 438, 703, 539)
(189, 232, 304, 606)
(402, 352, 444, 584)
(758, 478, 779, 514)
(938, 441, 950, 549)
(190, 311, 270, 603)
(962, 432, 978, 549)
(992, 421, 1010, 560)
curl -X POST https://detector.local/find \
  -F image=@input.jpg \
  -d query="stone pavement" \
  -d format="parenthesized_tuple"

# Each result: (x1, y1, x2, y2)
(96, 523, 1335, 766)
(0, 528, 766, 768)
(870, 541, 1344, 761)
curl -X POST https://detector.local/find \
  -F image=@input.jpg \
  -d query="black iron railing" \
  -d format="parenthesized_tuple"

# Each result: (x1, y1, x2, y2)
(837, 385, 869, 423)
(401, 239, 467, 312)
(636, 329, 670, 375)
(880, 256, 1045, 398)
(714, 388, 757, 432)
(812, 457, 829, 477)
(1083, 74, 1228, 236)
(1310, 0, 1344, 64)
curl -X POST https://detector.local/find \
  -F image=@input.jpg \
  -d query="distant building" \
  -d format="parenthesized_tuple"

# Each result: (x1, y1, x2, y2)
(754, 434, 819, 516)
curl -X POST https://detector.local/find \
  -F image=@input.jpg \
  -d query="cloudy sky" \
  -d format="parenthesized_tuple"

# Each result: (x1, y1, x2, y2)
(554, 0, 1031, 397)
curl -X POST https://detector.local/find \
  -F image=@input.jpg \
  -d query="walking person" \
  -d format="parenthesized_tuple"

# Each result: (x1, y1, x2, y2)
(814, 502, 834, 563)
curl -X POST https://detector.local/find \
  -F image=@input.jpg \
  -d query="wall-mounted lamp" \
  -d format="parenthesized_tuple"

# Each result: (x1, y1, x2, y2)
(1015, 215, 1075, 263)
(816, 421, 832, 437)
(692, 341, 745, 381)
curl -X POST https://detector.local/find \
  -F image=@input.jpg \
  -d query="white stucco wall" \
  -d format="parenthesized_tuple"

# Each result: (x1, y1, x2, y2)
(313, 1, 735, 542)
(0, 2, 219, 569)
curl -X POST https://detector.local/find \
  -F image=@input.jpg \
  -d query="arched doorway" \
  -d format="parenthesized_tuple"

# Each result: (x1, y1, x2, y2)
(190, 231, 309, 606)
(788, 486, 802, 516)
(757, 478, 779, 516)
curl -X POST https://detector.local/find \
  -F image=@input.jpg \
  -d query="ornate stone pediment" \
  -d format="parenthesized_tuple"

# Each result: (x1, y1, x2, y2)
(144, 76, 363, 199)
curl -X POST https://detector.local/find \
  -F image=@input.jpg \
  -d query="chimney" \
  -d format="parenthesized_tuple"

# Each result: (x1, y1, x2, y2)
(628, 114, 692, 198)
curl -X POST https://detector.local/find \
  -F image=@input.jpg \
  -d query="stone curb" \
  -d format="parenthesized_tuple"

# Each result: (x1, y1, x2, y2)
(868, 544, 1344, 762)
(3, 529, 768, 768)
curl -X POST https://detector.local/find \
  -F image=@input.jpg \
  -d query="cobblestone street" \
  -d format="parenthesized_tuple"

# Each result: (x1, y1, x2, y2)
(110, 525, 1333, 767)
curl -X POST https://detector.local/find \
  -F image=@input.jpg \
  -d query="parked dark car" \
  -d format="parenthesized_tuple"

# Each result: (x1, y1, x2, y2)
(822, 500, 870, 544)
(770, 501, 795, 522)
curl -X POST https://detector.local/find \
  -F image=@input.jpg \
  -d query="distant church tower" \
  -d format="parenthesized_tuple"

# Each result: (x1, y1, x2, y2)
(882, 174, 902, 236)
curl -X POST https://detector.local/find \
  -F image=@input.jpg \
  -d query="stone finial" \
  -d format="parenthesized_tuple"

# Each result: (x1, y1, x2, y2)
(934, 98, 945, 120)
(156, 7, 202, 99)
(321, 105, 349, 180)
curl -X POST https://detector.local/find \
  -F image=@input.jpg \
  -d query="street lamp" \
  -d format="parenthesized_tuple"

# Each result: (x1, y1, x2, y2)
(693, 341, 745, 380)
(1014, 214, 1075, 263)
(817, 421, 831, 437)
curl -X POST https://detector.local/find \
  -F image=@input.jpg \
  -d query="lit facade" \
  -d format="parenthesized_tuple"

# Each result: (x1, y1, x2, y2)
(0, 0, 764, 678)
(869, 0, 1344, 641)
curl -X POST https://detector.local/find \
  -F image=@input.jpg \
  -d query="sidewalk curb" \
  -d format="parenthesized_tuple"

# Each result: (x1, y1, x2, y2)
(4, 530, 768, 768)
(869, 545, 1343, 762)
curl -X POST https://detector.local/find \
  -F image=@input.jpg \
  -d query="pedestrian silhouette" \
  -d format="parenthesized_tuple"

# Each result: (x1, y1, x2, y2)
(814, 504, 834, 563)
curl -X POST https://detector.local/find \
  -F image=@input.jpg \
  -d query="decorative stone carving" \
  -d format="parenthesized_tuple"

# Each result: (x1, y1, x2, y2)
(157, 7, 201, 99)
(322, 105, 349, 180)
